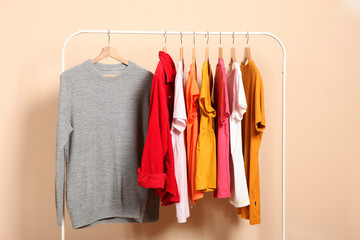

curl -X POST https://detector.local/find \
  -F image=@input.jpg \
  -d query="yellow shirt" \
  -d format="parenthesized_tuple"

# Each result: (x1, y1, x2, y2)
(196, 61, 217, 192)
(237, 60, 266, 225)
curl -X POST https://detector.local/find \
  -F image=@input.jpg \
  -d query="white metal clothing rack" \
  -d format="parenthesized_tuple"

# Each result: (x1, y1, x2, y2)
(61, 30, 287, 240)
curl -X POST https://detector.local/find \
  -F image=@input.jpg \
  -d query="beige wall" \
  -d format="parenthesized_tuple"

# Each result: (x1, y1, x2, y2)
(1, 0, 360, 239)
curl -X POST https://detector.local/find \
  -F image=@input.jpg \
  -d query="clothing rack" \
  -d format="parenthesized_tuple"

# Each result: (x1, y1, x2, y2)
(61, 30, 287, 240)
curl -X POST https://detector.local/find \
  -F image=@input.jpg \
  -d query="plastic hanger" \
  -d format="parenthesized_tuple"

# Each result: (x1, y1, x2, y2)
(218, 31, 223, 59)
(229, 32, 237, 69)
(192, 31, 196, 64)
(242, 31, 252, 65)
(162, 31, 168, 53)
(91, 30, 129, 68)
(205, 31, 209, 62)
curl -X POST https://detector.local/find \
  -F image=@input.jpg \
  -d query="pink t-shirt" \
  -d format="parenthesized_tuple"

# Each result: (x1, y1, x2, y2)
(213, 58, 231, 198)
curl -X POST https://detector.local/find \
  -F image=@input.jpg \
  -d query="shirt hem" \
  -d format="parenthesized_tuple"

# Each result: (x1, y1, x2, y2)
(229, 199, 250, 208)
(214, 193, 231, 199)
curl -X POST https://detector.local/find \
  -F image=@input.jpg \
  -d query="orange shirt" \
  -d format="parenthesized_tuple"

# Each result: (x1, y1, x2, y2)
(196, 61, 217, 192)
(237, 60, 266, 225)
(185, 63, 203, 205)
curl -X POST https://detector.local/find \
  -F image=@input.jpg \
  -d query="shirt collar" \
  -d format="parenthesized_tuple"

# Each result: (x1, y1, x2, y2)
(159, 51, 176, 83)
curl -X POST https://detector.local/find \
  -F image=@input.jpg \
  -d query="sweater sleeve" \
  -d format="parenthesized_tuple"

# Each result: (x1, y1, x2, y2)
(137, 74, 167, 189)
(55, 73, 73, 227)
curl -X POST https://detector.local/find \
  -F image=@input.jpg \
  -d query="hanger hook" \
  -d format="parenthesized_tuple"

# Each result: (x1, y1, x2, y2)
(232, 31, 235, 45)
(180, 31, 183, 46)
(107, 29, 110, 46)
(246, 31, 249, 45)
(163, 30, 167, 45)
(205, 31, 209, 46)
(219, 31, 222, 45)
(193, 31, 196, 47)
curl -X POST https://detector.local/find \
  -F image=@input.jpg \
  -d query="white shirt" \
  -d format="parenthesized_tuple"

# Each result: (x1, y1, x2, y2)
(171, 60, 190, 222)
(227, 62, 250, 208)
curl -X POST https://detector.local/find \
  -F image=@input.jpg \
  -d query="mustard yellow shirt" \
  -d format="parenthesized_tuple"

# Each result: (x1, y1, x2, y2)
(237, 60, 266, 225)
(196, 61, 217, 192)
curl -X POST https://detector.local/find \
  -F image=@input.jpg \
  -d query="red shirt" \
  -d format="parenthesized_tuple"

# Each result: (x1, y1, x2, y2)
(137, 51, 180, 206)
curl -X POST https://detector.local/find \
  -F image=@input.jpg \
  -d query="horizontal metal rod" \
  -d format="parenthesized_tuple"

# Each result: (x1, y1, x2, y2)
(73, 30, 273, 35)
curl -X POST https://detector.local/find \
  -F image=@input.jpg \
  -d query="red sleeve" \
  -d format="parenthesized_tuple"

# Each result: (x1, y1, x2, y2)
(137, 74, 167, 189)
(159, 137, 180, 205)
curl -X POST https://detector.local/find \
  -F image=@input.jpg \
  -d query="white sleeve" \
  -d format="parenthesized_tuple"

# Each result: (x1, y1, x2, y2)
(233, 67, 247, 120)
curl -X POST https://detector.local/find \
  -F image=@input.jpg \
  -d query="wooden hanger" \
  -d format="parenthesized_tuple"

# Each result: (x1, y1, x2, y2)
(218, 32, 223, 59)
(192, 32, 196, 64)
(192, 47, 196, 64)
(92, 30, 129, 69)
(229, 32, 237, 69)
(179, 32, 184, 62)
(179, 46, 183, 62)
(205, 31, 209, 62)
(205, 47, 209, 62)
(242, 32, 252, 65)
(162, 31, 168, 53)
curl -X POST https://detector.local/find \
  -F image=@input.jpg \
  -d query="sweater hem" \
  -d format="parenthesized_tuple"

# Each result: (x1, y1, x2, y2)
(72, 213, 142, 229)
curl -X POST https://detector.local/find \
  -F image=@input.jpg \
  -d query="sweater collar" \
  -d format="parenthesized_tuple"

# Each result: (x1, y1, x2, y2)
(159, 51, 176, 83)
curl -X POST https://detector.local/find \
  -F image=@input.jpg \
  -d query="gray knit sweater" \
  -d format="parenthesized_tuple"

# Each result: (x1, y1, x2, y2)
(56, 59, 159, 229)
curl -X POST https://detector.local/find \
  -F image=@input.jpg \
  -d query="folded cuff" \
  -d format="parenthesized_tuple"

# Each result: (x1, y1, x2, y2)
(159, 191, 180, 206)
(137, 168, 166, 189)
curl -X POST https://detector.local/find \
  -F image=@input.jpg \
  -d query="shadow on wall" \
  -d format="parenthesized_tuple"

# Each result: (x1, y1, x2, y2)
(19, 94, 59, 240)
(18, 93, 241, 240)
